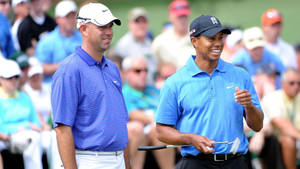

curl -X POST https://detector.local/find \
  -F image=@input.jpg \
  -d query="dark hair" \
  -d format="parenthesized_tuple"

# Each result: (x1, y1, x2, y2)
(294, 43, 300, 52)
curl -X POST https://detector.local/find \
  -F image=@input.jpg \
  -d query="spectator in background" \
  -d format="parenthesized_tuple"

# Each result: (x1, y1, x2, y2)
(0, 59, 43, 169)
(221, 28, 243, 63)
(17, 0, 56, 57)
(23, 64, 63, 169)
(154, 62, 177, 90)
(10, 51, 30, 90)
(0, 133, 10, 169)
(152, 0, 194, 69)
(294, 43, 300, 70)
(261, 9, 298, 69)
(35, 0, 81, 84)
(261, 68, 300, 169)
(11, 0, 29, 52)
(122, 56, 175, 169)
(0, 0, 15, 59)
(114, 7, 156, 84)
(233, 27, 285, 89)
(253, 63, 278, 99)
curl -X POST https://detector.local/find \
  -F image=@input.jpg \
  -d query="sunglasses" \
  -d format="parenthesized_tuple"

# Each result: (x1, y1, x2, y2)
(5, 75, 20, 80)
(131, 68, 148, 74)
(287, 81, 300, 86)
(134, 17, 147, 23)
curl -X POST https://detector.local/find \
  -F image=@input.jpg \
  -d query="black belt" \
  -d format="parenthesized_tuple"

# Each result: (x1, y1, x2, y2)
(185, 153, 242, 162)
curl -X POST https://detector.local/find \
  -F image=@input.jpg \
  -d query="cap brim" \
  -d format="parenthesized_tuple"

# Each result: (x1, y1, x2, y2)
(245, 41, 265, 50)
(202, 27, 231, 37)
(112, 18, 121, 26)
(96, 17, 121, 26)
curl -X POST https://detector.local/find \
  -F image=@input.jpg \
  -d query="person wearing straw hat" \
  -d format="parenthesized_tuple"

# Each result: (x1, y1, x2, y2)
(155, 15, 264, 169)
(51, 2, 130, 169)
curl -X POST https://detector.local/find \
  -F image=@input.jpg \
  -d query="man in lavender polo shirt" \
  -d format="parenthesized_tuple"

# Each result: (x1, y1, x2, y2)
(51, 3, 130, 169)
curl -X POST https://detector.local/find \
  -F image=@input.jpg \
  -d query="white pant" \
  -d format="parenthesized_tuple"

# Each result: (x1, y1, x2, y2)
(0, 130, 43, 169)
(41, 130, 63, 169)
(75, 150, 125, 169)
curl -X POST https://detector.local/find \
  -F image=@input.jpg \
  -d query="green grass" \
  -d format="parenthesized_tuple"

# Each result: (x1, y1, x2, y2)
(95, 0, 300, 47)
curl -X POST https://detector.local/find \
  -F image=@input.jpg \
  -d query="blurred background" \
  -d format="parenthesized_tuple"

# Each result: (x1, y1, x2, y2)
(47, 0, 299, 46)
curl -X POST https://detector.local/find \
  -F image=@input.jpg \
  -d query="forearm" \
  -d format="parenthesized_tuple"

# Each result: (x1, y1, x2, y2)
(123, 145, 131, 169)
(129, 110, 153, 124)
(273, 118, 300, 140)
(43, 63, 60, 75)
(156, 123, 215, 154)
(55, 125, 77, 169)
(245, 104, 264, 132)
(156, 123, 192, 145)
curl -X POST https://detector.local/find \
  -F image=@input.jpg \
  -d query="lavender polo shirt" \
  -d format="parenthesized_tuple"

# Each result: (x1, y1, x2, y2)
(51, 46, 129, 151)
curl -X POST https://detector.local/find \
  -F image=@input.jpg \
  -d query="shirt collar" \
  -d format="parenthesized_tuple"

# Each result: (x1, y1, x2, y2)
(186, 55, 227, 76)
(0, 87, 18, 99)
(75, 46, 108, 67)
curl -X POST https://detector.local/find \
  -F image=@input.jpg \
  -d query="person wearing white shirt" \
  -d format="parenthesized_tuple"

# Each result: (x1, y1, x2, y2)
(261, 9, 297, 69)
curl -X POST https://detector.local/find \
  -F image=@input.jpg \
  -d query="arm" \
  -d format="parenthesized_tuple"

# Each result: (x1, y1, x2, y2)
(156, 123, 215, 154)
(0, 133, 10, 142)
(129, 109, 153, 124)
(43, 63, 60, 76)
(272, 117, 300, 140)
(235, 87, 264, 132)
(55, 124, 77, 169)
(123, 144, 131, 169)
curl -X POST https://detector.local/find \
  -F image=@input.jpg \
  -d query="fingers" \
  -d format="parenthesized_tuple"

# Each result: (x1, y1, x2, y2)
(234, 87, 252, 106)
(192, 135, 215, 154)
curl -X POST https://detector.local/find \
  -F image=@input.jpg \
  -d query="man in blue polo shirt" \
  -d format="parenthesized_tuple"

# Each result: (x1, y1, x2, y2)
(51, 3, 130, 169)
(155, 15, 264, 169)
(35, 0, 81, 84)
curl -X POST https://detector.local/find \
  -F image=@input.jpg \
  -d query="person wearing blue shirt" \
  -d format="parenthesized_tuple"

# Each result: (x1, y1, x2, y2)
(155, 15, 264, 169)
(51, 3, 130, 169)
(0, 59, 42, 169)
(0, 12, 15, 59)
(35, 0, 81, 84)
(232, 27, 285, 89)
(122, 56, 175, 169)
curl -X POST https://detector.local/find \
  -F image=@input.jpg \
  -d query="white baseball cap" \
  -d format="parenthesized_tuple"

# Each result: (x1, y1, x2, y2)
(12, 0, 27, 8)
(0, 60, 21, 78)
(55, 0, 77, 17)
(242, 27, 265, 50)
(76, 3, 121, 29)
(28, 65, 43, 78)
(226, 29, 243, 48)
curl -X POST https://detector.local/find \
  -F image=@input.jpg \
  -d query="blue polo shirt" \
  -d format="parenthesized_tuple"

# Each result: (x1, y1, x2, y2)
(232, 48, 285, 88)
(35, 27, 82, 83)
(51, 46, 129, 151)
(156, 56, 262, 156)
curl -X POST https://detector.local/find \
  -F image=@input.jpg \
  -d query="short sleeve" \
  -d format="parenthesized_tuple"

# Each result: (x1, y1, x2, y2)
(51, 74, 79, 128)
(155, 80, 180, 125)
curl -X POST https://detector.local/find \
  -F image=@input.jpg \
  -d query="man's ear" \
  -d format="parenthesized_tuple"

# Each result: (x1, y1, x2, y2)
(190, 37, 198, 48)
(80, 24, 88, 37)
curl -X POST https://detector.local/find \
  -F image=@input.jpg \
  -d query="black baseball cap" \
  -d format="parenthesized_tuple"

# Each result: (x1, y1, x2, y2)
(189, 15, 231, 37)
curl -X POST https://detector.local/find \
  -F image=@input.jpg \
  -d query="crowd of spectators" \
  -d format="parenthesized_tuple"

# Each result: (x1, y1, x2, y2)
(0, 0, 300, 169)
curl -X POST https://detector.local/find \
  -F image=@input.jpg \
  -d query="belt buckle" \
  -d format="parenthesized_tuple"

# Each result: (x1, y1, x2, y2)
(213, 154, 227, 162)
